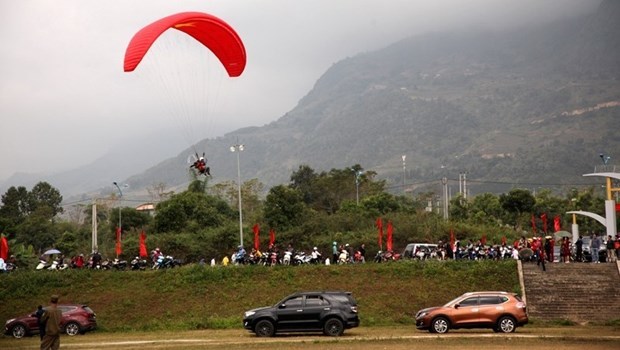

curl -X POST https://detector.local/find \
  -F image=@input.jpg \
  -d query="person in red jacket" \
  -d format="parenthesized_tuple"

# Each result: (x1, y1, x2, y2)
(561, 237, 571, 263)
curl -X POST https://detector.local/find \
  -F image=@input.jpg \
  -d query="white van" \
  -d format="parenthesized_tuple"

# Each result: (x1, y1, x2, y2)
(402, 243, 438, 259)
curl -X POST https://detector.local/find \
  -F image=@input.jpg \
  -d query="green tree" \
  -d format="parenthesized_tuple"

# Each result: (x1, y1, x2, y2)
(499, 189, 535, 229)
(30, 182, 64, 219)
(470, 193, 502, 226)
(0, 186, 32, 234)
(263, 185, 307, 231)
(154, 191, 234, 233)
(290, 164, 319, 204)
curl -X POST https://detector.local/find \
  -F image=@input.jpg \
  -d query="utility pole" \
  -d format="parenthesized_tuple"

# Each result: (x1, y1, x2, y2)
(91, 199, 97, 253)
(442, 177, 449, 220)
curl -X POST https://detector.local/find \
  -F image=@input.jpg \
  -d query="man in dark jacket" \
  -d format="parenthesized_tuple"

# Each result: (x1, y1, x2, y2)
(35, 305, 45, 340)
(40, 295, 62, 350)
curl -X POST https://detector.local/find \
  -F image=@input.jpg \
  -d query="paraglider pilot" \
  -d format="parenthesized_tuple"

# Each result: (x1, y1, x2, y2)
(190, 152, 211, 177)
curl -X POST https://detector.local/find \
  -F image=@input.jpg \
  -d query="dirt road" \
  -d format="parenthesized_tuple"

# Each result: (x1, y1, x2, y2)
(2, 326, 618, 350)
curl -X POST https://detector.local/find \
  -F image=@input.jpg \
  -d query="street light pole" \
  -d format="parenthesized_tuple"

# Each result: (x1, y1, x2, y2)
(230, 143, 244, 247)
(352, 169, 363, 205)
(113, 182, 123, 232)
(402, 155, 406, 193)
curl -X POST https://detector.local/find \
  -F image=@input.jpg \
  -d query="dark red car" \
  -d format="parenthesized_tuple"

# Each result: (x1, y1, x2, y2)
(4, 304, 97, 339)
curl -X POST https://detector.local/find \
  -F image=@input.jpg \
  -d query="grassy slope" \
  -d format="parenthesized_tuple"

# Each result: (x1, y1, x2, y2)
(0, 260, 520, 332)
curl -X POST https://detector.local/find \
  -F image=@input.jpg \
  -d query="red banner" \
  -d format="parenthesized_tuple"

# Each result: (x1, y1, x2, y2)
(481, 234, 487, 246)
(386, 221, 393, 252)
(253, 224, 260, 251)
(450, 229, 455, 251)
(269, 228, 275, 247)
(540, 213, 548, 234)
(553, 215, 561, 232)
(0, 236, 8, 260)
(139, 231, 148, 258)
(376, 217, 384, 250)
(115, 227, 122, 256)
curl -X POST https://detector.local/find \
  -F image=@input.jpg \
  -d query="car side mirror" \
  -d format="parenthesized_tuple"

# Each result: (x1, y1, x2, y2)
(454, 304, 460, 309)
(278, 304, 286, 309)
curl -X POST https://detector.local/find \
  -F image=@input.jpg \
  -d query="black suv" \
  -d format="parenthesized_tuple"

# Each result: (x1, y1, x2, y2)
(243, 291, 359, 337)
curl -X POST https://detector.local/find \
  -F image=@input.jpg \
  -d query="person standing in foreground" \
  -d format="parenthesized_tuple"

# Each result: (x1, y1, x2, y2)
(40, 295, 62, 350)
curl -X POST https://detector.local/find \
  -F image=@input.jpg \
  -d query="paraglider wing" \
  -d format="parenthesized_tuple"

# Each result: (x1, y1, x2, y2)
(124, 11, 246, 77)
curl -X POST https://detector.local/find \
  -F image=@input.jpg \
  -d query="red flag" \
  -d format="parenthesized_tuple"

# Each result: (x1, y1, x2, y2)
(553, 215, 561, 232)
(269, 228, 275, 246)
(540, 213, 548, 234)
(115, 227, 122, 256)
(253, 224, 260, 251)
(0, 236, 8, 260)
(376, 217, 384, 250)
(531, 214, 537, 234)
(449, 229, 455, 251)
(386, 221, 393, 252)
(481, 234, 487, 246)
(501, 236, 507, 245)
(139, 231, 148, 258)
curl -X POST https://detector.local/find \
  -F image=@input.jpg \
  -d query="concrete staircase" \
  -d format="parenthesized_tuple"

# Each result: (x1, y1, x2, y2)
(520, 261, 620, 323)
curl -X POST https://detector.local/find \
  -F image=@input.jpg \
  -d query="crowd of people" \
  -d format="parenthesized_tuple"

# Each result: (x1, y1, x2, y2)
(5, 231, 617, 273)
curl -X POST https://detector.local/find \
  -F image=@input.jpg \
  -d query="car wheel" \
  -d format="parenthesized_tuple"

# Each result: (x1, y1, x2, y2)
(254, 320, 275, 337)
(496, 316, 516, 333)
(64, 321, 81, 336)
(431, 317, 450, 334)
(11, 324, 27, 339)
(323, 318, 344, 336)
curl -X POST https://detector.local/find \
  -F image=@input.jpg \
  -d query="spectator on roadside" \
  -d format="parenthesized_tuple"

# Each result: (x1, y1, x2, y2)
(544, 236, 552, 263)
(591, 233, 601, 263)
(615, 235, 620, 263)
(76, 254, 84, 268)
(222, 255, 229, 266)
(332, 242, 339, 263)
(0, 257, 6, 273)
(575, 236, 583, 262)
(358, 243, 366, 263)
(606, 235, 616, 263)
(92, 250, 102, 267)
(561, 237, 571, 263)
(35, 305, 45, 340)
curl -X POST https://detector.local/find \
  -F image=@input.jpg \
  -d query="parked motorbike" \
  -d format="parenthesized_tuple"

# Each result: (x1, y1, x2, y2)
(131, 257, 148, 270)
(112, 258, 128, 271)
(293, 251, 312, 265)
(282, 251, 292, 265)
(36, 259, 51, 270)
(153, 255, 181, 269)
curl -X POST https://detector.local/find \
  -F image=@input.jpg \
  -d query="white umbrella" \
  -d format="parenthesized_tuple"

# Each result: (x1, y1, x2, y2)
(43, 249, 61, 255)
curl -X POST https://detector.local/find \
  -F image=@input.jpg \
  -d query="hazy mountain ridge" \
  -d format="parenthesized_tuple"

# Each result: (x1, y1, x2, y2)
(3, 1, 619, 200)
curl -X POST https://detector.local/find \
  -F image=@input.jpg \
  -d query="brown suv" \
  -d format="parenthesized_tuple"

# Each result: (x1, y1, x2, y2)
(415, 291, 528, 333)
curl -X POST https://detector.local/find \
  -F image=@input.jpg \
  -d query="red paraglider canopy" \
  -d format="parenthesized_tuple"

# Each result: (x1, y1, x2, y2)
(124, 11, 246, 77)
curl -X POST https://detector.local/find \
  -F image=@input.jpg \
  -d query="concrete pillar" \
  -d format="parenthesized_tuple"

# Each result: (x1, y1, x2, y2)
(605, 200, 617, 238)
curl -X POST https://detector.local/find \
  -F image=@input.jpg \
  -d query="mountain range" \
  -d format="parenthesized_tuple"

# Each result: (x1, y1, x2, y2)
(3, 0, 619, 203)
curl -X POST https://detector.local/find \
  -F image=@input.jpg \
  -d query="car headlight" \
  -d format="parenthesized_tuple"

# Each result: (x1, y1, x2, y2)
(6, 318, 15, 325)
(415, 312, 427, 319)
(244, 311, 255, 318)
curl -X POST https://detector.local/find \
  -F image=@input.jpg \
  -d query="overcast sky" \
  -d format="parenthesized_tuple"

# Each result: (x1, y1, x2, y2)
(0, 0, 599, 181)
